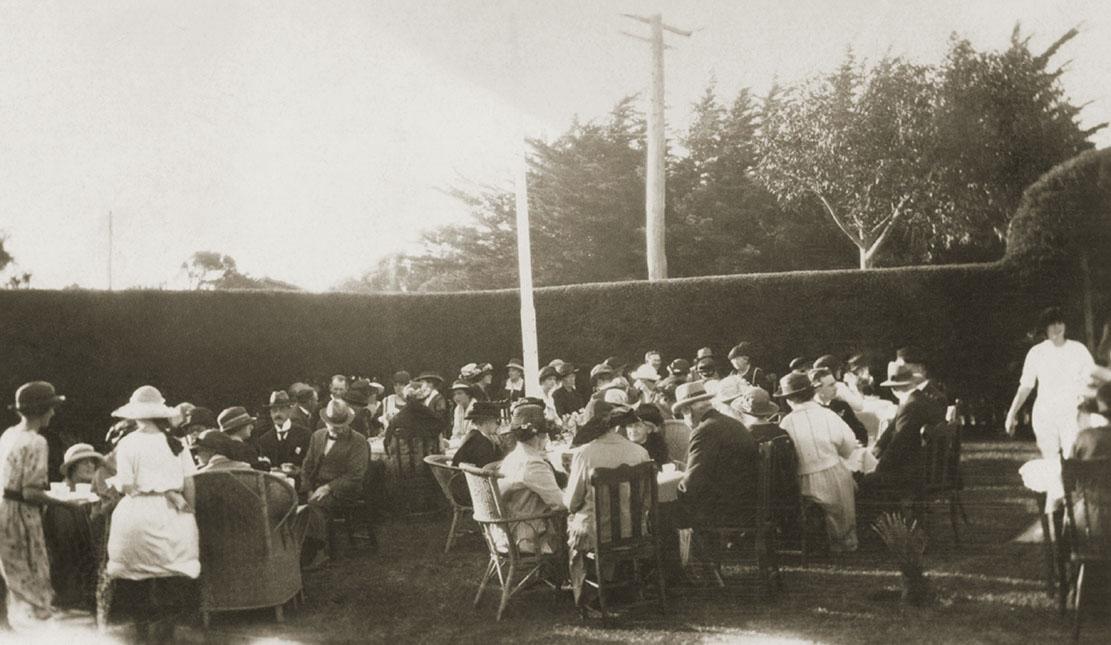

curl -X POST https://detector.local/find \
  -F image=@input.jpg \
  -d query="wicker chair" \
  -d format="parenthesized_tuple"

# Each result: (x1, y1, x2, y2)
(425, 454, 474, 553)
(1060, 456, 1111, 641)
(385, 435, 441, 515)
(581, 462, 667, 625)
(459, 464, 567, 621)
(193, 470, 302, 627)
(690, 442, 781, 595)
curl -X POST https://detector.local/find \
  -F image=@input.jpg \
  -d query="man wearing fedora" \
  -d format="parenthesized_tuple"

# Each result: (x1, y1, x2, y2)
(218, 406, 270, 471)
(256, 390, 313, 475)
(672, 380, 760, 527)
(333, 379, 377, 437)
(865, 363, 947, 503)
(299, 399, 371, 565)
(451, 401, 503, 468)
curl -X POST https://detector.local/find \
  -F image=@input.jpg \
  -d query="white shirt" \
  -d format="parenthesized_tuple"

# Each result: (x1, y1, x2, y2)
(835, 381, 865, 412)
(779, 401, 860, 476)
(1020, 339, 1094, 407)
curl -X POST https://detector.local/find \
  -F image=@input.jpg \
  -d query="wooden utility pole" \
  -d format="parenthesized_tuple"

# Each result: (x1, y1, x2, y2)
(107, 210, 113, 290)
(622, 13, 690, 281)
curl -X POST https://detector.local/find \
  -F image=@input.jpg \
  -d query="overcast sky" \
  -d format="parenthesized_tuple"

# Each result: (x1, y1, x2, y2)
(1, 0, 1108, 291)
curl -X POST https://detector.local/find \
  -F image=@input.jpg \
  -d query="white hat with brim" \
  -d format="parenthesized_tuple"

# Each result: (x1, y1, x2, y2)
(712, 375, 750, 405)
(671, 382, 715, 416)
(112, 385, 178, 420)
(59, 443, 105, 477)
(630, 364, 660, 382)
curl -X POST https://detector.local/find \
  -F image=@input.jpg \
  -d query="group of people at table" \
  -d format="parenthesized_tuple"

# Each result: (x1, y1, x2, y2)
(4, 304, 1108, 637)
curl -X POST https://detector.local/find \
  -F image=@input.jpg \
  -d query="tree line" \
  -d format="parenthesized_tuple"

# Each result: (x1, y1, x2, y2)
(339, 26, 1102, 292)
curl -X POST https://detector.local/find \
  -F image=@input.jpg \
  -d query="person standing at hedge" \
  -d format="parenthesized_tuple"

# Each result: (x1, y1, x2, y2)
(1006, 307, 1095, 460)
(106, 385, 200, 643)
(0, 381, 79, 631)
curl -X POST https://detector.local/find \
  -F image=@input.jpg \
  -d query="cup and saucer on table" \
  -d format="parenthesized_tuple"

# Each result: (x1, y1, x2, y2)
(48, 481, 99, 503)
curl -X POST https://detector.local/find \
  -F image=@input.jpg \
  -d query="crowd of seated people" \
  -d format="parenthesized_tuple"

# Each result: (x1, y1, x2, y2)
(19, 331, 1110, 636)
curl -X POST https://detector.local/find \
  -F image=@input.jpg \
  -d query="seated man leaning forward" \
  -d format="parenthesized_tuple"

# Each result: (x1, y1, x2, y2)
(564, 401, 651, 607)
(673, 380, 760, 527)
(297, 399, 369, 567)
(193, 429, 252, 472)
(495, 400, 567, 556)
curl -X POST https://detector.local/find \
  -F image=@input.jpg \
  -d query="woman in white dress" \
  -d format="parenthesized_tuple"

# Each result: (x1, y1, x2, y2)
(1006, 307, 1095, 459)
(777, 373, 862, 552)
(106, 385, 200, 642)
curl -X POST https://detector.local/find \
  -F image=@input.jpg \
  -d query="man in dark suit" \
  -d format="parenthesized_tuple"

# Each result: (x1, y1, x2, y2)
(811, 368, 869, 446)
(298, 399, 371, 566)
(288, 382, 320, 431)
(256, 390, 312, 471)
(865, 364, 947, 502)
(451, 401, 502, 467)
(673, 381, 760, 526)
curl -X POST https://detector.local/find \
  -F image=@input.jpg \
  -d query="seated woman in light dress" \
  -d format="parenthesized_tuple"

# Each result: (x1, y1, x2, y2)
(496, 400, 566, 555)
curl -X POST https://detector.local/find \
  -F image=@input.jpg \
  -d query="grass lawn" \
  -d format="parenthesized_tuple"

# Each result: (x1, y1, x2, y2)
(29, 441, 1111, 644)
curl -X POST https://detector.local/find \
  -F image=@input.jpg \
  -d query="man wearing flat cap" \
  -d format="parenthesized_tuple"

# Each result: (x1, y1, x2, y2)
(256, 391, 312, 475)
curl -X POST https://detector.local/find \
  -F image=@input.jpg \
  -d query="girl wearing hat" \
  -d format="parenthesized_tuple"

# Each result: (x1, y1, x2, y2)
(106, 385, 200, 642)
(498, 360, 526, 404)
(43, 444, 106, 611)
(0, 381, 74, 630)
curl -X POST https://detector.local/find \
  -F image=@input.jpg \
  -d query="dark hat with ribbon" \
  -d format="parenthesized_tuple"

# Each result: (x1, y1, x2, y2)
(466, 400, 502, 421)
(217, 406, 256, 433)
(774, 372, 814, 398)
(12, 381, 66, 412)
(668, 358, 691, 375)
(342, 380, 374, 407)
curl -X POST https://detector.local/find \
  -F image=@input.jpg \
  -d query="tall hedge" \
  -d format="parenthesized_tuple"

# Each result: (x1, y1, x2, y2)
(0, 148, 1107, 445)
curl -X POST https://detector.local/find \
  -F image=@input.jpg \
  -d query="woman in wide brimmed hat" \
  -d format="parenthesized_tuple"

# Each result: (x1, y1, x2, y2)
(106, 385, 200, 642)
(0, 381, 74, 630)
(499, 359, 527, 404)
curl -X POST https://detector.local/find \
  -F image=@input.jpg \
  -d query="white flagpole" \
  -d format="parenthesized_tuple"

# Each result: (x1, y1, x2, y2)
(510, 11, 541, 397)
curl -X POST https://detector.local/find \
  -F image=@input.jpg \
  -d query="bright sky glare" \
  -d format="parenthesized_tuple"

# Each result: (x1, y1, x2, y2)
(1, 0, 1107, 291)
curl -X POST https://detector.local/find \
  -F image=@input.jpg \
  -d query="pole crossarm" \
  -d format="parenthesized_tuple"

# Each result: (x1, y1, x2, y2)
(620, 13, 692, 37)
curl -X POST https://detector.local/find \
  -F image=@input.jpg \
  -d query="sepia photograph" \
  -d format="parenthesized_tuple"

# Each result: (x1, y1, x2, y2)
(0, 1, 1109, 642)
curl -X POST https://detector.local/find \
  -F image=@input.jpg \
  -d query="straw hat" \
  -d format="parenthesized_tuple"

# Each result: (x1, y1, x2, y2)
(671, 381, 714, 416)
(630, 364, 660, 382)
(731, 387, 780, 418)
(112, 386, 177, 420)
(59, 443, 104, 477)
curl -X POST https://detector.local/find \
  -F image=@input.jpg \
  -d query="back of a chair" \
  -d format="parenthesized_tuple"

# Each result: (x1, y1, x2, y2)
(1062, 457, 1111, 561)
(662, 419, 692, 464)
(388, 435, 438, 480)
(193, 469, 301, 610)
(425, 454, 470, 510)
(459, 464, 512, 553)
(590, 462, 657, 553)
(756, 441, 775, 528)
(922, 421, 960, 494)
(762, 436, 799, 523)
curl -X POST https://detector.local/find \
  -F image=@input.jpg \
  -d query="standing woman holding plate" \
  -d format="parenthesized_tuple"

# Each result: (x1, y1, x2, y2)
(0, 381, 75, 631)
(106, 385, 200, 642)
